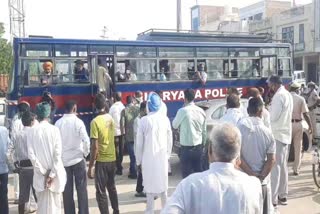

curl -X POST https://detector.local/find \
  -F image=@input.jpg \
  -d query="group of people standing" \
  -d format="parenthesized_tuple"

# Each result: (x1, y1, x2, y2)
(0, 74, 319, 214)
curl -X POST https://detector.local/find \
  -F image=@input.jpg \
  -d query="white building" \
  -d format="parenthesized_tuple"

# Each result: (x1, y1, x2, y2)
(249, 0, 320, 82)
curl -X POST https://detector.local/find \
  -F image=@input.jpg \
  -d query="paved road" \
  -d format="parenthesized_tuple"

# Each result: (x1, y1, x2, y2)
(8, 152, 320, 214)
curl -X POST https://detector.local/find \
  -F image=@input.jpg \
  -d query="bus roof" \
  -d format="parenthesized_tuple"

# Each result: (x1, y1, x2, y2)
(14, 37, 291, 49)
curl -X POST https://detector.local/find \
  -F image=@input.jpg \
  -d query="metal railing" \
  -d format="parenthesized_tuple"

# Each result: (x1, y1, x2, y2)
(137, 28, 258, 37)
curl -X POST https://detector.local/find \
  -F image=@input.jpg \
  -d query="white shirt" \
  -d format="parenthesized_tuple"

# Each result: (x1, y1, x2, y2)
(28, 121, 66, 193)
(109, 101, 125, 136)
(136, 110, 172, 194)
(162, 162, 262, 214)
(0, 126, 9, 174)
(237, 117, 276, 184)
(269, 86, 293, 144)
(55, 114, 90, 167)
(220, 108, 244, 126)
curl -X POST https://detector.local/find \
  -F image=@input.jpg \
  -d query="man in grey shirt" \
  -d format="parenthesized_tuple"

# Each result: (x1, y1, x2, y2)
(237, 97, 276, 214)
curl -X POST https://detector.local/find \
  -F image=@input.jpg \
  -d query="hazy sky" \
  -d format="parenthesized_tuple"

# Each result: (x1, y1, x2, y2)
(0, 0, 312, 40)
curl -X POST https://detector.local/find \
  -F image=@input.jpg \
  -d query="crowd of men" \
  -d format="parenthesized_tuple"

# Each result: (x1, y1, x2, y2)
(0, 74, 319, 214)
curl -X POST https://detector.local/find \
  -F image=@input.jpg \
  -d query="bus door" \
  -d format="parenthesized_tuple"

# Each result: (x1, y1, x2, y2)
(88, 54, 115, 99)
(261, 55, 277, 77)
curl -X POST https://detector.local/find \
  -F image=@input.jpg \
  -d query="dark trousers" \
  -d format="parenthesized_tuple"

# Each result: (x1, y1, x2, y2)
(126, 142, 136, 175)
(0, 173, 8, 214)
(95, 161, 119, 214)
(262, 185, 269, 214)
(63, 160, 89, 214)
(136, 170, 144, 193)
(115, 136, 124, 172)
(180, 145, 203, 178)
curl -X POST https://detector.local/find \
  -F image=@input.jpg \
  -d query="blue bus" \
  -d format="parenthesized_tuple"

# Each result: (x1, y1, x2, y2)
(6, 34, 292, 127)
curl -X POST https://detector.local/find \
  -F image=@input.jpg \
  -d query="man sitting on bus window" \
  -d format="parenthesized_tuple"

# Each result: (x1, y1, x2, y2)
(195, 63, 207, 85)
(74, 60, 89, 82)
(40, 61, 54, 85)
(125, 67, 137, 81)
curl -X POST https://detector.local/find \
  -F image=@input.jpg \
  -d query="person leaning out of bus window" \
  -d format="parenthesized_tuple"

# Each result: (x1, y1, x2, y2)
(195, 63, 207, 85)
(74, 59, 89, 82)
(40, 61, 54, 85)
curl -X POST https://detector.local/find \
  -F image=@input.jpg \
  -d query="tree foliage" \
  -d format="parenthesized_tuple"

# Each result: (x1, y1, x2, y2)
(0, 23, 13, 74)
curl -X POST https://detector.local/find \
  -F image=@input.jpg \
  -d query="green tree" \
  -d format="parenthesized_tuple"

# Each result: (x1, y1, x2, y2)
(0, 23, 13, 74)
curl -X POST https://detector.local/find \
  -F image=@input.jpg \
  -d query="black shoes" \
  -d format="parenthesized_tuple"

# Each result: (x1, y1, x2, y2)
(135, 192, 146, 197)
(128, 174, 137, 179)
(278, 197, 288, 205)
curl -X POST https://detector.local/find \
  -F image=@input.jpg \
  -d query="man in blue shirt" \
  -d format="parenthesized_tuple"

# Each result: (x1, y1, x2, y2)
(74, 60, 89, 82)
(0, 126, 10, 214)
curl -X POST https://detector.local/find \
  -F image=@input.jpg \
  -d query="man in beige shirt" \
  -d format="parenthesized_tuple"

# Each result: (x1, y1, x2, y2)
(306, 82, 320, 141)
(290, 82, 312, 176)
(97, 58, 112, 98)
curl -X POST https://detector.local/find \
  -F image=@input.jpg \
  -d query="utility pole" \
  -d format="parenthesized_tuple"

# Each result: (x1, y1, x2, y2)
(8, 0, 26, 41)
(177, 0, 182, 32)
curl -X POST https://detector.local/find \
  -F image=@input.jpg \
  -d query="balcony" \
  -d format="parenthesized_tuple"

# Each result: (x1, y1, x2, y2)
(294, 42, 305, 52)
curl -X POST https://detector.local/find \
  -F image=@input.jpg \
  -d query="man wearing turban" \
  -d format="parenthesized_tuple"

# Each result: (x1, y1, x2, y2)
(40, 61, 53, 85)
(135, 92, 173, 213)
(27, 102, 66, 214)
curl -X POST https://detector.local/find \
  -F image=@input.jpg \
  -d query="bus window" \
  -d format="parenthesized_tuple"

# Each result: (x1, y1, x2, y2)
(21, 44, 52, 57)
(21, 59, 60, 86)
(237, 59, 254, 78)
(159, 47, 194, 58)
(260, 48, 276, 56)
(55, 60, 72, 82)
(229, 48, 259, 57)
(89, 45, 114, 54)
(116, 59, 156, 82)
(164, 59, 191, 81)
(278, 58, 291, 77)
(116, 46, 156, 58)
(196, 47, 228, 58)
(261, 57, 277, 77)
(205, 59, 228, 79)
(55, 45, 88, 57)
(278, 48, 290, 57)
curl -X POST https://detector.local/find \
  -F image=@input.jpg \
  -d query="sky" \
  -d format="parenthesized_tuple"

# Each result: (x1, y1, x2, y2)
(0, 0, 312, 41)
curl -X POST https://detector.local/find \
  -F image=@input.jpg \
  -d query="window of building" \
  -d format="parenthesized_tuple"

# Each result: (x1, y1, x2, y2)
(299, 24, 304, 43)
(282, 26, 294, 43)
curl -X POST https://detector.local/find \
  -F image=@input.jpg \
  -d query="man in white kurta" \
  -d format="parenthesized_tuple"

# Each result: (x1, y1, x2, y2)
(27, 102, 66, 214)
(268, 75, 293, 207)
(162, 123, 262, 214)
(136, 92, 173, 214)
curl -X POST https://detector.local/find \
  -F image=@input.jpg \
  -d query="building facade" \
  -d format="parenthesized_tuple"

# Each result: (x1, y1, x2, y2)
(191, 5, 239, 31)
(249, 0, 320, 83)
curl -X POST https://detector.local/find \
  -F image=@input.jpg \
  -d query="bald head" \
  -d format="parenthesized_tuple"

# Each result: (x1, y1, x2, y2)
(208, 123, 241, 163)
